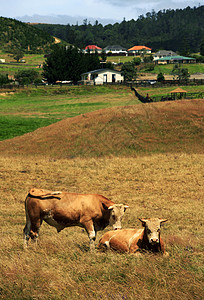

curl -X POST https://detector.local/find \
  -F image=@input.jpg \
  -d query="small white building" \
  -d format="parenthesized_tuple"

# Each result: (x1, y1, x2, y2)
(103, 45, 127, 55)
(81, 68, 124, 85)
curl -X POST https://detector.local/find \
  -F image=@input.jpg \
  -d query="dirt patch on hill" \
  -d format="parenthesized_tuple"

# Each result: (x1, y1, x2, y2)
(0, 99, 203, 158)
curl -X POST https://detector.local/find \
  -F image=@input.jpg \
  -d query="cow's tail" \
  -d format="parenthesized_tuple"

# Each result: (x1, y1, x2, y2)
(23, 195, 31, 249)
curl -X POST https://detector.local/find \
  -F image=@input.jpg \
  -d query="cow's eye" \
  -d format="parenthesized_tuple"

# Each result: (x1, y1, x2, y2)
(147, 229, 151, 234)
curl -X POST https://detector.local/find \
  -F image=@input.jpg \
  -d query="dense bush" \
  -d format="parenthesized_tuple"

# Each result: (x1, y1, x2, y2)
(0, 74, 10, 86)
(14, 69, 41, 85)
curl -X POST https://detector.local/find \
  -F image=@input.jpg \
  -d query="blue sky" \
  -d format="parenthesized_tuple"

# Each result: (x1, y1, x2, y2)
(1, 0, 202, 24)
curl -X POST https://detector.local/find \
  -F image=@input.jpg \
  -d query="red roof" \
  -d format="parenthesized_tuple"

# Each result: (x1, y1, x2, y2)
(128, 45, 152, 51)
(85, 45, 102, 50)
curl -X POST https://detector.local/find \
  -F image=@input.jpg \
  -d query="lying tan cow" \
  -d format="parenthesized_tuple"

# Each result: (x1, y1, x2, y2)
(98, 218, 168, 255)
(23, 188, 128, 250)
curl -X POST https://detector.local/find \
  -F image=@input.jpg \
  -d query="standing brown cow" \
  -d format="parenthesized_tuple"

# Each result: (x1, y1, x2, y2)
(98, 218, 168, 255)
(23, 188, 128, 250)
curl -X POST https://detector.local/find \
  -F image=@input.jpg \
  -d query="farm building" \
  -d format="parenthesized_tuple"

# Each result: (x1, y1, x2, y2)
(155, 55, 196, 64)
(81, 68, 124, 85)
(153, 50, 177, 61)
(128, 46, 152, 55)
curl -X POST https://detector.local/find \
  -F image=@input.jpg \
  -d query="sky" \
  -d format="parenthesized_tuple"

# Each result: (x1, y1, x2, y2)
(1, 0, 203, 24)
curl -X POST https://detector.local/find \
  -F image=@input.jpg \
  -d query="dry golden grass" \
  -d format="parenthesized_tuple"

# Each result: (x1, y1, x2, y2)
(0, 98, 203, 299)
(0, 153, 203, 299)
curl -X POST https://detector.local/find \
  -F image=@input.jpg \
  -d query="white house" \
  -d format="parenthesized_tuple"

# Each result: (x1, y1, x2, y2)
(81, 68, 124, 85)
(103, 45, 127, 55)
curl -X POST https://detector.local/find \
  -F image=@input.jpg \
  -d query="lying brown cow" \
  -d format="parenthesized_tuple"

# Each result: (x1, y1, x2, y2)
(98, 218, 168, 255)
(23, 188, 128, 250)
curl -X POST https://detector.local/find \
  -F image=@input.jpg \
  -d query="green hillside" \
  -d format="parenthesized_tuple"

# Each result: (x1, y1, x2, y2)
(0, 17, 54, 53)
(34, 6, 204, 53)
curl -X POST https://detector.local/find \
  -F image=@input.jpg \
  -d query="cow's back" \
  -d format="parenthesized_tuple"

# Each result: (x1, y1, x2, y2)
(25, 191, 113, 228)
(98, 229, 144, 253)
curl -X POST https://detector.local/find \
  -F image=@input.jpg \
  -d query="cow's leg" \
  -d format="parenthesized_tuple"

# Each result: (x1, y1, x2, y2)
(23, 221, 31, 249)
(89, 230, 96, 251)
(23, 217, 42, 248)
(83, 221, 96, 251)
(30, 219, 42, 246)
(23, 208, 32, 249)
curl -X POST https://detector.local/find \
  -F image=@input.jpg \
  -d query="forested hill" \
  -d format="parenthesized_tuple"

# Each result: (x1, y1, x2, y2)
(0, 17, 55, 53)
(34, 6, 204, 53)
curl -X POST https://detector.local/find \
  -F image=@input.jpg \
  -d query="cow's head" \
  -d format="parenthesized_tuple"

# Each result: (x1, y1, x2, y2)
(108, 204, 129, 230)
(139, 218, 168, 245)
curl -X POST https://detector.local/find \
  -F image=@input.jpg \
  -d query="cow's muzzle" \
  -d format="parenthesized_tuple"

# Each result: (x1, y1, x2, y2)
(113, 226, 121, 230)
(150, 238, 159, 244)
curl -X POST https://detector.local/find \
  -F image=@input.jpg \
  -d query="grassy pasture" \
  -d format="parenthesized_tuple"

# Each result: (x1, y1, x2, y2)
(0, 85, 139, 140)
(0, 154, 203, 299)
(141, 63, 204, 75)
(0, 84, 203, 299)
(0, 51, 44, 76)
(0, 84, 203, 141)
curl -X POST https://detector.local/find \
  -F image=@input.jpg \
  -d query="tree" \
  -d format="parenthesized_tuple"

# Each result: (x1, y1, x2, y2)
(0, 74, 10, 86)
(100, 50, 107, 62)
(143, 55, 153, 63)
(200, 39, 204, 56)
(132, 57, 141, 66)
(171, 64, 190, 82)
(121, 62, 137, 81)
(157, 72, 165, 82)
(43, 45, 101, 84)
(14, 69, 41, 85)
(12, 49, 24, 62)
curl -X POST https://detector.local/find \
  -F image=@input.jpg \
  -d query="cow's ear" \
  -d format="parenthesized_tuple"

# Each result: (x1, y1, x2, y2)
(124, 205, 129, 211)
(138, 218, 146, 226)
(159, 219, 168, 224)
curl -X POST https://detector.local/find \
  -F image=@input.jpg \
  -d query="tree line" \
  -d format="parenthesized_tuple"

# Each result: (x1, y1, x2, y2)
(34, 6, 204, 54)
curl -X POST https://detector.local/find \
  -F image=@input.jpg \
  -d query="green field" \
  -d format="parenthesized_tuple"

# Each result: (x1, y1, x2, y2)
(1, 50, 204, 77)
(0, 85, 135, 140)
(0, 84, 204, 141)
(144, 63, 204, 75)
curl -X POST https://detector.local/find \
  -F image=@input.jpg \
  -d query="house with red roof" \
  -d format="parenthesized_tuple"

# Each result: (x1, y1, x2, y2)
(84, 45, 102, 54)
(128, 46, 152, 55)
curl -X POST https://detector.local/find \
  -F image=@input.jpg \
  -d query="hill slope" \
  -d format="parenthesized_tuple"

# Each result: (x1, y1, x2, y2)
(0, 100, 203, 158)
(0, 17, 54, 53)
